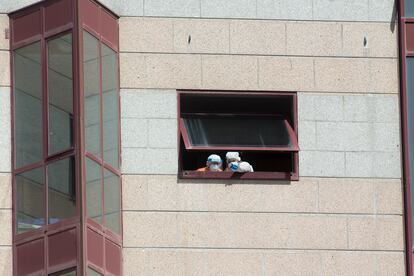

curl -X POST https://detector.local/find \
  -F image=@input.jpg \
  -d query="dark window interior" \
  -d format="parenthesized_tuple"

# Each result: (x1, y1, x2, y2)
(181, 143, 293, 173)
(181, 93, 294, 121)
(179, 92, 298, 180)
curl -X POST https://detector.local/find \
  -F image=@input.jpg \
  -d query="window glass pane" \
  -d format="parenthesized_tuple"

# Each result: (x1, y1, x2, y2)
(48, 157, 75, 223)
(16, 167, 44, 233)
(407, 58, 414, 241)
(406, 0, 414, 17)
(183, 116, 292, 148)
(83, 32, 101, 157)
(102, 44, 119, 168)
(87, 268, 102, 276)
(48, 34, 73, 154)
(14, 42, 43, 168)
(86, 158, 102, 223)
(104, 169, 120, 234)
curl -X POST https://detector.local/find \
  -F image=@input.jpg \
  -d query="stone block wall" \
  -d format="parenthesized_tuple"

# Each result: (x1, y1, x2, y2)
(116, 0, 405, 275)
(0, 0, 405, 275)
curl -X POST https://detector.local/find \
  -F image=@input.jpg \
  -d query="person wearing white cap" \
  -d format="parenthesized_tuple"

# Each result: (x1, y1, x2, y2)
(225, 152, 241, 172)
(225, 151, 254, 173)
(196, 154, 223, 172)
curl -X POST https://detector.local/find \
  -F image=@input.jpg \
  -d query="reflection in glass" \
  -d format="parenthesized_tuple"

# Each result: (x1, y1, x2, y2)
(104, 170, 120, 234)
(87, 268, 102, 276)
(48, 34, 73, 154)
(406, 0, 414, 17)
(407, 58, 414, 241)
(16, 167, 44, 233)
(51, 270, 76, 276)
(183, 116, 292, 148)
(83, 31, 101, 157)
(48, 157, 76, 223)
(86, 158, 102, 223)
(14, 42, 42, 168)
(102, 44, 119, 168)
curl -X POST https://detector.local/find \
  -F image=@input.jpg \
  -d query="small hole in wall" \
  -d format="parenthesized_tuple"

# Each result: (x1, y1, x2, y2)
(363, 36, 368, 48)
(188, 35, 191, 44)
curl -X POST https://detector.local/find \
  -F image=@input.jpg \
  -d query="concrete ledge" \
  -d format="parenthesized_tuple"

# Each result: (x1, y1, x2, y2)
(122, 175, 403, 215)
(120, 18, 397, 58)
(123, 211, 350, 249)
(120, 53, 398, 94)
(123, 248, 404, 275)
(122, 175, 319, 213)
(120, 53, 202, 89)
(2, 0, 396, 23)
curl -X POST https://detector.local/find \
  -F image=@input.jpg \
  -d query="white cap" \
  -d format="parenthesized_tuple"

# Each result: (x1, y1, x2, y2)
(238, 161, 254, 172)
(225, 152, 240, 162)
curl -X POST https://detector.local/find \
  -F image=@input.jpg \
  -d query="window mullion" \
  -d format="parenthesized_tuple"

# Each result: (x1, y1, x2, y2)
(99, 39, 105, 230)
(41, 6, 49, 229)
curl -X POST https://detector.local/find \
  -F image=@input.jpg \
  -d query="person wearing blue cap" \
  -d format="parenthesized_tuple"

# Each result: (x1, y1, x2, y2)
(196, 154, 223, 172)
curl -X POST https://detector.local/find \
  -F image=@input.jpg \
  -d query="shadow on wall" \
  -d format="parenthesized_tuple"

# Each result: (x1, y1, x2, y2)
(391, 0, 397, 32)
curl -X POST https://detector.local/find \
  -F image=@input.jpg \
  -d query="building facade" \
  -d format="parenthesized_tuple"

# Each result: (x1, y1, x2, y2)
(0, 0, 409, 275)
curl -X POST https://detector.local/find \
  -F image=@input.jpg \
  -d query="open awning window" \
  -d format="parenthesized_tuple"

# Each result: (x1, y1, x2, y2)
(180, 114, 299, 151)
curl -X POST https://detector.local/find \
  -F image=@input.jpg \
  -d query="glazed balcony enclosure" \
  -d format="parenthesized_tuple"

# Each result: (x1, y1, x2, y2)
(9, 0, 121, 275)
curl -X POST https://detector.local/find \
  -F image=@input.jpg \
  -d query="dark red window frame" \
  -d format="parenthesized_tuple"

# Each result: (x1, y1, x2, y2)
(398, 0, 414, 274)
(9, 0, 122, 275)
(178, 90, 299, 181)
(180, 115, 299, 152)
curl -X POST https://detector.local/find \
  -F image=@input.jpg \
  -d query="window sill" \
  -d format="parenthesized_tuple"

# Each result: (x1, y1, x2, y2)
(180, 171, 298, 181)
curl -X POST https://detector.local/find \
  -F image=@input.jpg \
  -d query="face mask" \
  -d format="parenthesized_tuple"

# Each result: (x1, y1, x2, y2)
(209, 164, 220, 171)
(228, 162, 239, 172)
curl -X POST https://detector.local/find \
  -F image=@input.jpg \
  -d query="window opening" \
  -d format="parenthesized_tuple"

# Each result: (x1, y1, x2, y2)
(179, 92, 299, 180)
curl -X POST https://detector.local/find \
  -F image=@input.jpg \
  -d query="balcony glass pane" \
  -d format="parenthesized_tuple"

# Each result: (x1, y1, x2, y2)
(86, 157, 102, 223)
(102, 44, 119, 168)
(14, 42, 42, 168)
(50, 269, 76, 276)
(407, 58, 414, 242)
(48, 157, 76, 223)
(87, 268, 102, 276)
(16, 167, 44, 233)
(83, 31, 101, 157)
(104, 169, 120, 234)
(406, 0, 414, 17)
(48, 34, 73, 155)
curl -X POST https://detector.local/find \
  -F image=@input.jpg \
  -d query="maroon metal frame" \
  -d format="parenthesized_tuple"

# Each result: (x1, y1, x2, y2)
(177, 90, 299, 181)
(9, 0, 121, 275)
(398, 0, 414, 274)
(180, 116, 299, 152)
